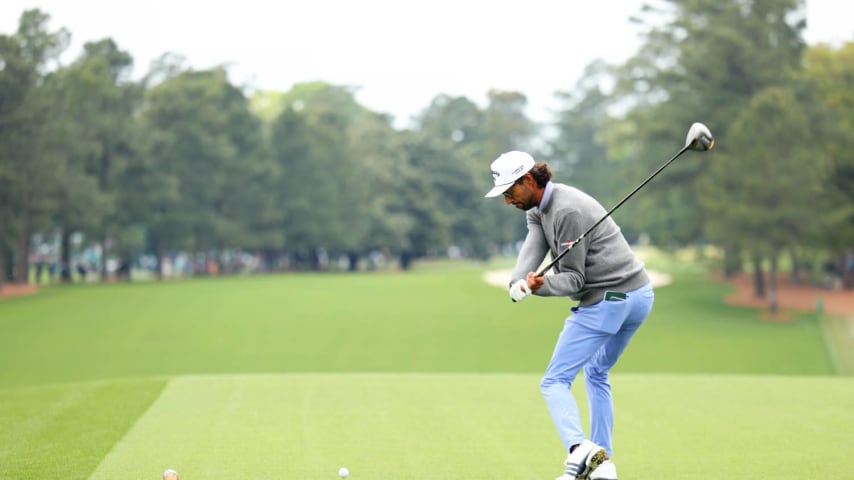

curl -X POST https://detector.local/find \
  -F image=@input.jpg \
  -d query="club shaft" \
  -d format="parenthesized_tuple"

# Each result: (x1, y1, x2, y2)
(536, 144, 691, 277)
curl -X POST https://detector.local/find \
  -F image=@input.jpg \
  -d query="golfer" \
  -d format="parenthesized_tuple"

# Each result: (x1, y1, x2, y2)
(485, 151, 654, 480)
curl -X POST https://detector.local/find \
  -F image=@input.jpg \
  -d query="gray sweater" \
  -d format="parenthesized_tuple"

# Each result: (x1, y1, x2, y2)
(511, 183, 649, 306)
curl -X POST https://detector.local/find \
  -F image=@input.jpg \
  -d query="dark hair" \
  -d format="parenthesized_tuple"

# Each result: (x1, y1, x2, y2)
(529, 163, 552, 188)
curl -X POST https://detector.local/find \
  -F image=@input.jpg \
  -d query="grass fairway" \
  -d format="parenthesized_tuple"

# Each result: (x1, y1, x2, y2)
(0, 261, 849, 479)
(820, 314, 854, 375)
(0, 265, 832, 388)
(14, 373, 849, 480)
(0, 378, 167, 479)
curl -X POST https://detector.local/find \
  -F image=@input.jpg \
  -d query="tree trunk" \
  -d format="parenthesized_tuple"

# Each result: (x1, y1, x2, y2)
(768, 255, 778, 313)
(11, 188, 30, 283)
(152, 236, 163, 280)
(789, 249, 800, 285)
(101, 234, 110, 282)
(843, 251, 854, 290)
(752, 254, 765, 298)
(60, 228, 73, 283)
(2, 244, 13, 283)
(14, 192, 30, 283)
(723, 242, 742, 278)
(194, 235, 209, 275)
(0, 244, 5, 290)
(100, 147, 110, 283)
(400, 251, 412, 270)
(0, 224, 5, 290)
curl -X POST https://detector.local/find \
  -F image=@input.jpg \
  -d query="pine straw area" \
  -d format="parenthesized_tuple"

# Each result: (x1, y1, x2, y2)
(721, 272, 854, 319)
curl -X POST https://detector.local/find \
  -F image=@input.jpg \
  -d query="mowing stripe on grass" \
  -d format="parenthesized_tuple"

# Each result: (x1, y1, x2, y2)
(87, 373, 557, 480)
(86, 373, 854, 480)
(0, 378, 167, 480)
(819, 315, 854, 375)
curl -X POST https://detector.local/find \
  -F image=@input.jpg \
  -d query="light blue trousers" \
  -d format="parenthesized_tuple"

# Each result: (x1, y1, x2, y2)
(540, 283, 654, 457)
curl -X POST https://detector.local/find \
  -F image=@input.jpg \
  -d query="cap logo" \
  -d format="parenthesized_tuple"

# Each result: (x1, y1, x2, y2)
(511, 165, 525, 175)
(492, 170, 500, 180)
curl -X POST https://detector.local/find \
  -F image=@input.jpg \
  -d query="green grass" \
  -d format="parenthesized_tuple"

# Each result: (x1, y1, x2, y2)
(0, 266, 832, 388)
(634, 244, 721, 276)
(0, 377, 167, 479)
(3, 373, 851, 480)
(623, 272, 833, 374)
(820, 315, 854, 375)
(0, 260, 846, 479)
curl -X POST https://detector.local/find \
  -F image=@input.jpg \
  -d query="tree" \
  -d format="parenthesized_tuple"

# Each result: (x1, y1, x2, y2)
(616, 0, 807, 249)
(699, 87, 822, 311)
(395, 133, 458, 264)
(269, 82, 384, 269)
(345, 105, 412, 268)
(0, 9, 69, 285)
(413, 94, 489, 259)
(549, 60, 651, 240)
(803, 41, 854, 287)
(413, 90, 539, 258)
(43, 38, 141, 282)
(141, 66, 263, 275)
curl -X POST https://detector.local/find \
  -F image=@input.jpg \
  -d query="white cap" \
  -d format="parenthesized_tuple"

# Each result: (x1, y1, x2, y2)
(484, 151, 535, 197)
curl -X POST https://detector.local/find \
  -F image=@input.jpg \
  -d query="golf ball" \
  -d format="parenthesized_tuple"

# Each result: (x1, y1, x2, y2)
(338, 467, 349, 478)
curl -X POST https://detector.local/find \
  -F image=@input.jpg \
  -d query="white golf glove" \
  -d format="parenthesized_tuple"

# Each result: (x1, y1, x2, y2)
(509, 279, 532, 302)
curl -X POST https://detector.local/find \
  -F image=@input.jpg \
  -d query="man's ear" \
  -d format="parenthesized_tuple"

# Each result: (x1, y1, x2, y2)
(522, 172, 535, 187)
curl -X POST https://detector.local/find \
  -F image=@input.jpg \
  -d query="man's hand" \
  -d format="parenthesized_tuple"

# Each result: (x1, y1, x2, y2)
(509, 279, 532, 302)
(526, 271, 545, 292)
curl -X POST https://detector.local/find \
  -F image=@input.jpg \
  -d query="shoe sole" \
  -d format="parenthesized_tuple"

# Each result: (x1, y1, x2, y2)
(575, 447, 606, 480)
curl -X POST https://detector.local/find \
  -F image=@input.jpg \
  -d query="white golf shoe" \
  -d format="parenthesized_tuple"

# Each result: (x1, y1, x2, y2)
(554, 439, 607, 480)
(589, 460, 617, 480)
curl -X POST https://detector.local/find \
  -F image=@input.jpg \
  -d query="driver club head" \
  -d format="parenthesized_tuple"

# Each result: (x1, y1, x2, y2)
(685, 122, 715, 151)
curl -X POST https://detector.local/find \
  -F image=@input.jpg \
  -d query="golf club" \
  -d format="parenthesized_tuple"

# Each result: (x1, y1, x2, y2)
(536, 122, 714, 277)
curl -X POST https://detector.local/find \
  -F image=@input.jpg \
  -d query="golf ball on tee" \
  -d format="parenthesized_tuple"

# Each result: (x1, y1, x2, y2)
(338, 467, 349, 478)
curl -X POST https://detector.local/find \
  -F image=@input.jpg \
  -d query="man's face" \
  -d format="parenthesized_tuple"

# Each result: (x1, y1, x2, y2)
(502, 175, 537, 210)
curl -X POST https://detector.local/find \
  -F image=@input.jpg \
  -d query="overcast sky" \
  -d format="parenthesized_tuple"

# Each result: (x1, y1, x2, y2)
(2, 1, 852, 127)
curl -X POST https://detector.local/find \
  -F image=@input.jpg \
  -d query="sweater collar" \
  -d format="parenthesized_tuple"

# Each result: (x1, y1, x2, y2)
(538, 181, 554, 212)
